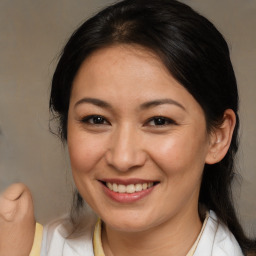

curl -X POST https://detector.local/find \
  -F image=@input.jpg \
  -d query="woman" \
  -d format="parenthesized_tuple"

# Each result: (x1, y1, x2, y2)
(1, 0, 255, 255)
(42, 0, 256, 255)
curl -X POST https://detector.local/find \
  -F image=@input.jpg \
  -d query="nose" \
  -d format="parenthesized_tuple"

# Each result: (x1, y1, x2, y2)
(105, 124, 147, 172)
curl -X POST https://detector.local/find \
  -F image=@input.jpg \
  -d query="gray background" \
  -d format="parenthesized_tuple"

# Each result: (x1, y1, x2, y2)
(0, 0, 255, 236)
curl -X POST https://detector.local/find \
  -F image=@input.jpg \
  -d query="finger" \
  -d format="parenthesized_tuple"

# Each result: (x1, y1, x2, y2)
(0, 183, 29, 201)
(0, 183, 34, 222)
(0, 199, 17, 221)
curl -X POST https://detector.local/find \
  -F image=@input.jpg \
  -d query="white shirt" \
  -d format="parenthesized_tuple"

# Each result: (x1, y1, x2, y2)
(40, 210, 243, 256)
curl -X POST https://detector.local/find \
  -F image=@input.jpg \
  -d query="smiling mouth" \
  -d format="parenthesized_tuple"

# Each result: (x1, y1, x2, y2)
(102, 181, 159, 194)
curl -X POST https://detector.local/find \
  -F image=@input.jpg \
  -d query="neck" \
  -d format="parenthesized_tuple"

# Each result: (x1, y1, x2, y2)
(102, 205, 202, 256)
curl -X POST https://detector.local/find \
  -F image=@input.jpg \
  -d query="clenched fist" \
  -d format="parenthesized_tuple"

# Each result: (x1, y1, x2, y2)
(0, 183, 35, 256)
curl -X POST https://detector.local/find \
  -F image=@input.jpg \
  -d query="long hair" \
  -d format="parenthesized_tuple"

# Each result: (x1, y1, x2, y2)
(50, 0, 256, 254)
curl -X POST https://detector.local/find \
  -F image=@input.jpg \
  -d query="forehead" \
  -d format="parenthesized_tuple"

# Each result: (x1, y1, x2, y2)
(70, 45, 200, 113)
(73, 44, 171, 89)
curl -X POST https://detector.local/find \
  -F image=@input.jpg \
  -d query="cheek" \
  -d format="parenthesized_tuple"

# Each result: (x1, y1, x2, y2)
(67, 129, 105, 175)
(148, 130, 208, 175)
(150, 138, 188, 173)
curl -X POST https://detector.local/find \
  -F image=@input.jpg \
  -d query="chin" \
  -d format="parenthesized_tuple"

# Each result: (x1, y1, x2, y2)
(101, 211, 158, 233)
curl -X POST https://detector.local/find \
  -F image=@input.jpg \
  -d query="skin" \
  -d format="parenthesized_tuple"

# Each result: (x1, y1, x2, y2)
(0, 183, 35, 256)
(68, 45, 235, 256)
(0, 44, 235, 256)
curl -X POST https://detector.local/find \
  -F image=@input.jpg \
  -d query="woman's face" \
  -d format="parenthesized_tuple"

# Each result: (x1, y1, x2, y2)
(68, 45, 212, 232)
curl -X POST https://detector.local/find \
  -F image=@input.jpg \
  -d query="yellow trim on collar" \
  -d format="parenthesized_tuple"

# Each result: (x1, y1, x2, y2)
(93, 212, 209, 256)
(93, 219, 105, 256)
(29, 223, 43, 256)
(186, 211, 209, 256)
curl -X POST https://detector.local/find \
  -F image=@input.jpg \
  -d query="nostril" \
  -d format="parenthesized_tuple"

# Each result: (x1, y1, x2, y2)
(105, 145, 147, 172)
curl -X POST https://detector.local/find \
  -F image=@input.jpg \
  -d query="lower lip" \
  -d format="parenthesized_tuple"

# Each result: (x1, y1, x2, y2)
(102, 183, 156, 203)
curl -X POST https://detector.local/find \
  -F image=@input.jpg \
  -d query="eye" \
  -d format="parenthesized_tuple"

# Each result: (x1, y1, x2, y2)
(146, 116, 176, 126)
(81, 115, 110, 125)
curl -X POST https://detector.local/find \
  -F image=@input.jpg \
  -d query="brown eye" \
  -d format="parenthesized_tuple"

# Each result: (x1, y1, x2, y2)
(153, 117, 167, 125)
(91, 116, 105, 124)
(147, 116, 176, 126)
(81, 115, 109, 125)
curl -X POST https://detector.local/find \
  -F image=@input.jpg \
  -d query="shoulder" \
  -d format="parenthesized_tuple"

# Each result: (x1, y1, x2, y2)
(40, 211, 97, 256)
(194, 210, 244, 256)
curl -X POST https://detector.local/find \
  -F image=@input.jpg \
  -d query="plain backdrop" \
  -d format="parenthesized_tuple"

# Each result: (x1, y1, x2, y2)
(0, 0, 255, 237)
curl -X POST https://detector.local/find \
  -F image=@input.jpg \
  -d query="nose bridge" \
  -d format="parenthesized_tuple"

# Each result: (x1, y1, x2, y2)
(106, 123, 146, 172)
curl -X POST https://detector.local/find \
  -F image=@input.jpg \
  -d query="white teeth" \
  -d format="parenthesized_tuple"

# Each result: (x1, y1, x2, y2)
(126, 184, 135, 193)
(107, 182, 113, 190)
(113, 183, 118, 192)
(106, 182, 155, 193)
(148, 182, 153, 188)
(118, 184, 126, 193)
(135, 184, 142, 192)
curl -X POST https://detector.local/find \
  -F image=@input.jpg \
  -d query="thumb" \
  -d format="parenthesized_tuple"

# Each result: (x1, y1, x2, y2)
(0, 183, 33, 222)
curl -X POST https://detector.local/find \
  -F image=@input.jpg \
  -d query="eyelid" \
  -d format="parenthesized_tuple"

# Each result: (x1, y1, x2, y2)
(79, 115, 176, 127)
(145, 116, 177, 126)
(80, 115, 111, 125)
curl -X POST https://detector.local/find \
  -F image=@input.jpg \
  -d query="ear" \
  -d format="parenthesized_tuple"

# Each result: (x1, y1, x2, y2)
(205, 109, 236, 164)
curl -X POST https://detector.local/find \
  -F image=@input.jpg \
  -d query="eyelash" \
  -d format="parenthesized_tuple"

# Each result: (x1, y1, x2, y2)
(80, 115, 176, 127)
(80, 115, 110, 125)
(146, 116, 177, 127)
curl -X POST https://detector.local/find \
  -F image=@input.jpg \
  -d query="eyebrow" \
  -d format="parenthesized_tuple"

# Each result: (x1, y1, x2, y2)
(74, 97, 112, 109)
(140, 99, 186, 111)
(74, 97, 185, 111)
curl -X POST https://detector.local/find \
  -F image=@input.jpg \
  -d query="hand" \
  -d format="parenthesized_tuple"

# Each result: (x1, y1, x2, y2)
(0, 183, 35, 256)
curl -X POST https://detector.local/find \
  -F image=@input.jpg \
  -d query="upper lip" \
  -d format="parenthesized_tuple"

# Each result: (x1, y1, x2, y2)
(99, 178, 158, 185)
